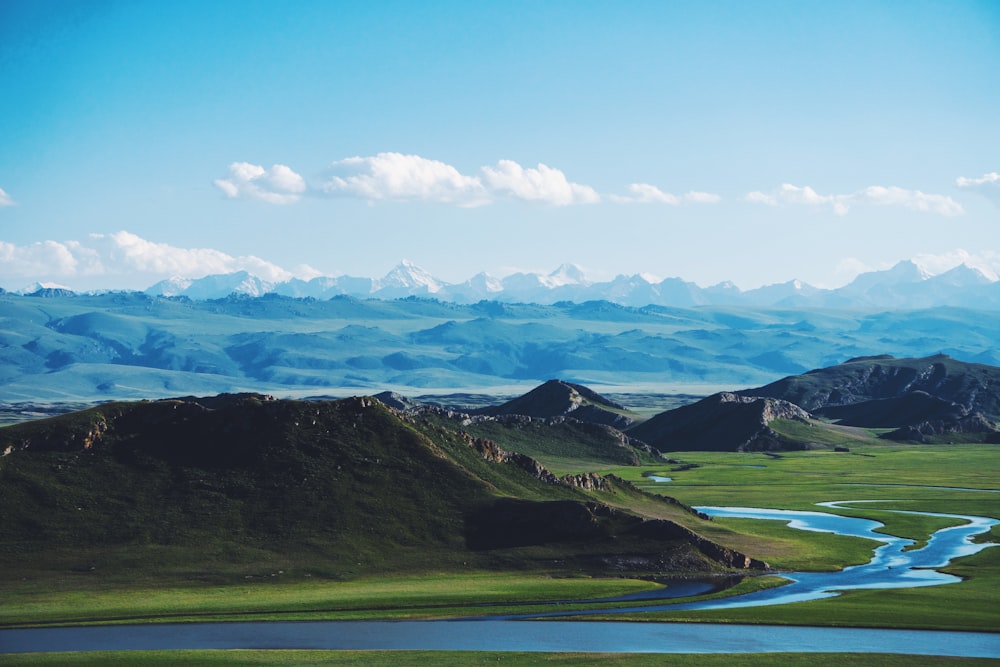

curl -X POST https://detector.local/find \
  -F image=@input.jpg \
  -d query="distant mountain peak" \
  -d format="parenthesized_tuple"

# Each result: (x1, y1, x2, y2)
(17, 281, 74, 295)
(380, 260, 443, 293)
(45, 254, 999, 308)
(546, 263, 590, 286)
(891, 259, 933, 281)
(932, 262, 996, 286)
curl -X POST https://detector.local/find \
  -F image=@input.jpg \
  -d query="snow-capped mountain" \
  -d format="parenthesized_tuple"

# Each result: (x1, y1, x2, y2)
(15, 281, 75, 295)
(83, 259, 1000, 309)
(377, 259, 444, 296)
(147, 271, 274, 299)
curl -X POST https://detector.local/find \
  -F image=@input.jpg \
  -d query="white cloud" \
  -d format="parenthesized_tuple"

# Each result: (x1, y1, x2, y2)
(857, 186, 964, 216)
(612, 184, 720, 205)
(481, 159, 600, 206)
(216, 153, 730, 208)
(214, 162, 306, 205)
(0, 240, 82, 277)
(745, 183, 962, 217)
(956, 171, 1000, 205)
(744, 190, 777, 206)
(612, 183, 680, 204)
(324, 152, 489, 206)
(683, 191, 721, 204)
(956, 172, 1000, 188)
(0, 232, 306, 289)
(0, 187, 14, 207)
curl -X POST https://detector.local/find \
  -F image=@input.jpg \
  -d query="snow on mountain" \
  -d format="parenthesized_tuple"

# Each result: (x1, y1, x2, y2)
(147, 271, 275, 300)
(378, 259, 444, 295)
(929, 263, 996, 287)
(545, 263, 590, 288)
(444, 272, 504, 303)
(16, 281, 74, 295)
(145, 276, 194, 297)
(40, 257, 999, 308)
(840, 260, 931, 296)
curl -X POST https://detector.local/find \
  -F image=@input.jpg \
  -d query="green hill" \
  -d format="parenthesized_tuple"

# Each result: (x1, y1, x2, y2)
(742, 354, 1000, 420)
(479, 379, 638, 429)
(626, 392, 812, 452)
(629, 355, 1000, 451)
(0, 394, 760, 584)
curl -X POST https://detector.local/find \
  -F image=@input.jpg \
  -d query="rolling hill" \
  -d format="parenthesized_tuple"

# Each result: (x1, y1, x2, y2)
(478, 379, 637, 429)
(3, 290, 1000, 404)
(0, 394, 763, 582)
(740, 354, 1000, 419)
(626, 393, 812, 453)
(629, 355, 1000, 451)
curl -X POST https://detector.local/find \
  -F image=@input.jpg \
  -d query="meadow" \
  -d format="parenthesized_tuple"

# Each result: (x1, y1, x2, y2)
(2, 414, 997, 663)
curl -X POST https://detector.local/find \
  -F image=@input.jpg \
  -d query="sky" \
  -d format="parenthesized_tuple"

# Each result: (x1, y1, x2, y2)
(1, 0, 998, 292)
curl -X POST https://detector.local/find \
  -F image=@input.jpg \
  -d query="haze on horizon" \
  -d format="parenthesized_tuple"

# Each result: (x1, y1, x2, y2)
(1, 0, 998, 293)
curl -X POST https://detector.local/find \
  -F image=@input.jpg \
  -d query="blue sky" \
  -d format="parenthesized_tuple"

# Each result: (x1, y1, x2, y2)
(1, 0, 998, 291)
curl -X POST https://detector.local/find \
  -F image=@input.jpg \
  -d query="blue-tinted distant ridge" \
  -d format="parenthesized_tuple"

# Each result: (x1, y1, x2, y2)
(137, 260, 1000, 310)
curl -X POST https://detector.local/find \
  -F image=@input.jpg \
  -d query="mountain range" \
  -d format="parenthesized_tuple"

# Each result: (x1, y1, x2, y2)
(13, 259, 1000, 310)
(420, 355, 1000, 451)
(3, 289, 1000, 404)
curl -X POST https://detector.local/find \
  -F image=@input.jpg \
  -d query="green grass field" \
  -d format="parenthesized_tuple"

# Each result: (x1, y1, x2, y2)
(2, 427, 997, 665)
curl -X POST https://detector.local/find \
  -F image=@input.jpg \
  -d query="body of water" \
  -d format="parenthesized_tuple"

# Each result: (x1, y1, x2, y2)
(2, 620, 999, 657)
(3, 501, 996, 657)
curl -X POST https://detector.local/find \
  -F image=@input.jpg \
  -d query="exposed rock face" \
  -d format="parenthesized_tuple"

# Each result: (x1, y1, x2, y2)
(467, 434, 560, 485)
(560, 472, 612, 491)
(627, 392, 810, 452)
(372, 391, 420, 411)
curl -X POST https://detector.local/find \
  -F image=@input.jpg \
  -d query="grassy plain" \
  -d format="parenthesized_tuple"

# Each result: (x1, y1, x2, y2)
(1, 425, 997, 667)
(3, 441, 997, 631)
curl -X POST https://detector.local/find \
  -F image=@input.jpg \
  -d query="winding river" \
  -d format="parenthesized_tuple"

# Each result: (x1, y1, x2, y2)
(2, 501, 997, 657)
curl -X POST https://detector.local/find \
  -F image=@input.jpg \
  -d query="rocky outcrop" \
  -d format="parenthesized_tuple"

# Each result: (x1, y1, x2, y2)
(560, 472, 612, 491)
(467, 434, 559, 485)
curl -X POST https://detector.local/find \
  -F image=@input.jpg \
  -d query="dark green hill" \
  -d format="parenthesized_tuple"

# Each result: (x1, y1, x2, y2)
(814, 390, 965, 427)
(626, 392, 811, 452)
(742, 354, 1000, 420)
(480, 379, 637, 429)
(0, 394, 759, 582)
(631, 355, 1000, 450)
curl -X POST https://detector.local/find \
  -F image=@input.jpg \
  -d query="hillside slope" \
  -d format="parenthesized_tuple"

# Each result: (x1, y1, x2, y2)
(479, 379, 637, 429)
(630, 355, 1000, 451)
(741, 354, 1000, 419)
(0, 395, 762, 581)
(627, 393, 811, 452)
